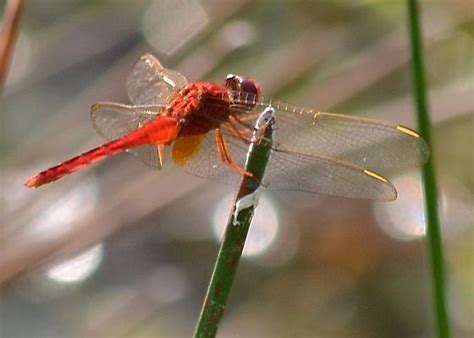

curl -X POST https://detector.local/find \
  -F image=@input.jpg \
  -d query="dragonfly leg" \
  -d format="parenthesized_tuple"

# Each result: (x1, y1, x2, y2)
(229, 113, 257, 132)
(229, 114, 272, 145)
(225, 120, 253, 145)
(226, 120, 272, 153)
(215, 129, 254, 178)
(157, 144, 165, 167)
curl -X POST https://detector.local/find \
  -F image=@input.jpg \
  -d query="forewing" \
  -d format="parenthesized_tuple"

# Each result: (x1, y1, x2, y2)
(126, 53, 187, 105)
(90, 102, 164, 169)
(231, 97, 429, 170)
(276, 110, 429, 169)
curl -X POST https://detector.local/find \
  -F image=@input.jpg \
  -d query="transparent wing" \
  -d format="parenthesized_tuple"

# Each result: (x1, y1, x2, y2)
(91, 102, 162, 139)
(126, 53, 188, 105)
(231, 95, 430, 170)
(265, 150, 397, 201)
(129, 144, 162, 169)
(90, 102, 164, 169)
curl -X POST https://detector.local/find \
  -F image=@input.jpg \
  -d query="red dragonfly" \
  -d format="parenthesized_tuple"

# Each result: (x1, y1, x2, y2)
(25, 54, 429, 201)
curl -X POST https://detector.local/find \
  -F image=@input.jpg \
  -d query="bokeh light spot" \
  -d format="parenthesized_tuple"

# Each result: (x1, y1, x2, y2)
(142, 0, 208, 55)
(47, 243, 104, 284)
(373, 172, 426, 241)
(29, 178, 99, 241)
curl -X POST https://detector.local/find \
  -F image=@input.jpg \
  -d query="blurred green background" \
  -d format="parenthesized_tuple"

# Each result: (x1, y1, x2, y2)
(1, 0, 472, 337)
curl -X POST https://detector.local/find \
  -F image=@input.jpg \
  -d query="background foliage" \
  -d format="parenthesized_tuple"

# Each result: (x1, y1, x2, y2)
(1, 1, 472, 337)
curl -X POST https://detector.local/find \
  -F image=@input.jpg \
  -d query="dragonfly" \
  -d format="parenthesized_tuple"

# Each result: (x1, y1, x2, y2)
(25, 53, 429, 201)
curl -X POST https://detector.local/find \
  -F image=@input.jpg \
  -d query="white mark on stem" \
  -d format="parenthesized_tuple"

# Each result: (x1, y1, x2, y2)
(232, 189, 262, 227)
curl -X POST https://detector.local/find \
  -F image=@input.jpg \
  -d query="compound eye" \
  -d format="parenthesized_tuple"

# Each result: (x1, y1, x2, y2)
(224, 74, 243, 91)
(241, 78, 261, 97)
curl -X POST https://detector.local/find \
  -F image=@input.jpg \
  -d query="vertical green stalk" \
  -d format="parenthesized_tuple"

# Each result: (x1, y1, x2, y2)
(406, 1, 450, 337)
(194, 108, 275, 338)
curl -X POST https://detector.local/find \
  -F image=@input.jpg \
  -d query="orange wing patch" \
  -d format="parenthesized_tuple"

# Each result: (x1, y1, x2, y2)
(172, 133, 206, 165)
(172, 122, 210, 166)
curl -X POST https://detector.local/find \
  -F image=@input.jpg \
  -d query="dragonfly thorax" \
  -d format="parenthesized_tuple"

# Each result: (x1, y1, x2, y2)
(166, 82, 231, 129)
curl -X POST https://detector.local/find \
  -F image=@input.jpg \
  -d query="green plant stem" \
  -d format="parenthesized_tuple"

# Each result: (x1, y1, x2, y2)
(194, 108, 275, 338)
(406, 1, 450, 338)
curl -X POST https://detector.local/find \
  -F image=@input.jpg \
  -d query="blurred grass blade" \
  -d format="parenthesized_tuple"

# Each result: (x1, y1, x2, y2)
(406, 1, 450, 337)
(0, 0, 24, 91)
(194, 107, 275, 338)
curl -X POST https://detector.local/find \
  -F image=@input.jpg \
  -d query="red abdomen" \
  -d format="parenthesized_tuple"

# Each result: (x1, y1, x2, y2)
(25, 117, 180, 188)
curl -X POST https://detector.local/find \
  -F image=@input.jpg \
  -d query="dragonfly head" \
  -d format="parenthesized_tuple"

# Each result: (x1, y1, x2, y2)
(225, 74, 261, 108)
